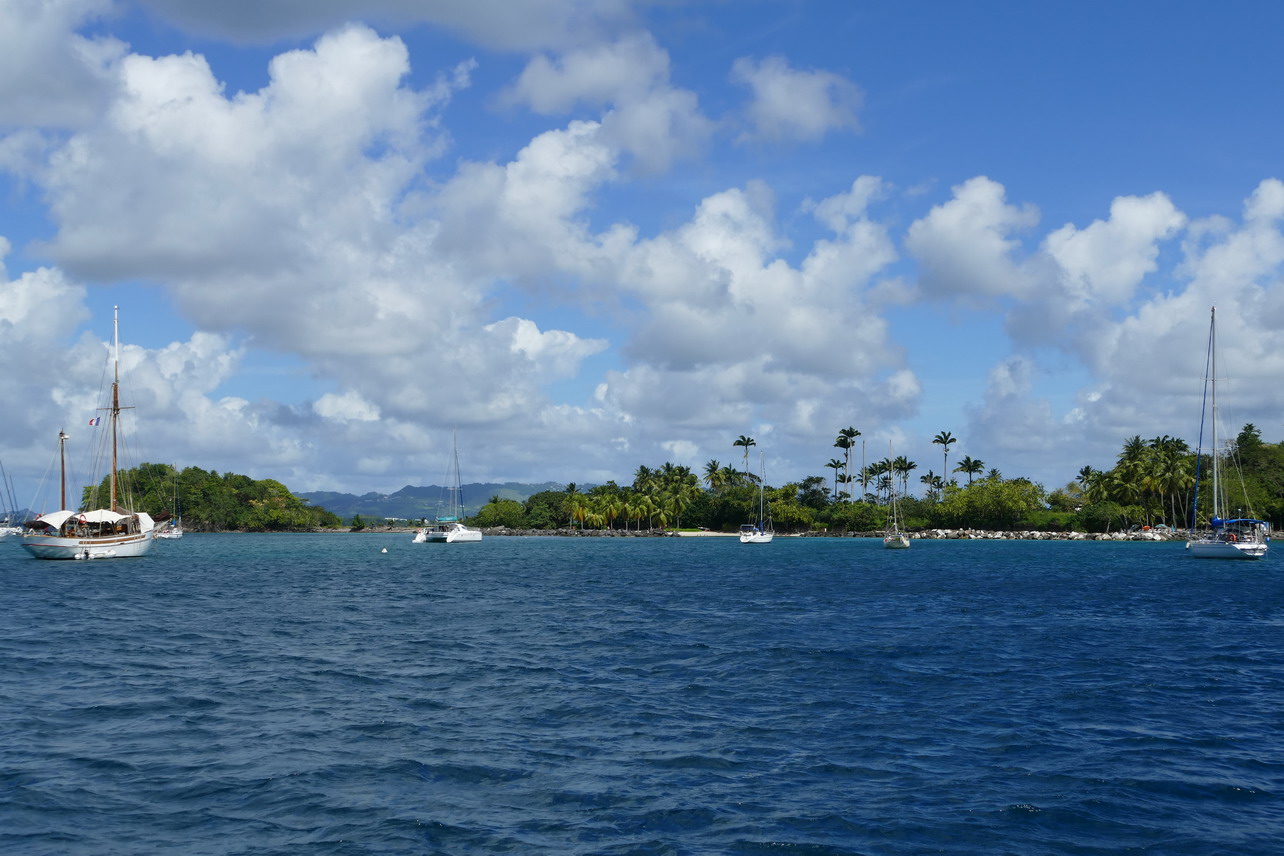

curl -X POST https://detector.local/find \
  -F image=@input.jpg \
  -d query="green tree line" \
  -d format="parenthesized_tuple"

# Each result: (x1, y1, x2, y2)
(88, 463, 342, 531)
(465, 425, 1284, 534)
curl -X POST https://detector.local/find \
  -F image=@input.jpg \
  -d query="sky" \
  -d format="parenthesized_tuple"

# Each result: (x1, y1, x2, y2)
(3, 0, 1284, 506)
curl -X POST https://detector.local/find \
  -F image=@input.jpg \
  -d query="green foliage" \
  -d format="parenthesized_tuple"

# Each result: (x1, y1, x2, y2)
(473, 498, 527, 528)
(89, 463, 342, 532)
(936, 477, 1047, 530)
(1080, 426, 1284, 529)
(523, 491, 569, 528)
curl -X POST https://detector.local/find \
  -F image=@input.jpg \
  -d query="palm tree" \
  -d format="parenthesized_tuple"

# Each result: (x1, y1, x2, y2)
(869, 459, 892, 502)
(733, 435, 756, 477)
(835, 427, 860, 499)
(825, 458, 845, 498)
(933, 432, 956, 484)
(954, 455, 984, 486)
(920, 470, 943, 500)
(569, 494, 589, 529)
(703, 459, 724, 491)
(892, 456, 916, 497)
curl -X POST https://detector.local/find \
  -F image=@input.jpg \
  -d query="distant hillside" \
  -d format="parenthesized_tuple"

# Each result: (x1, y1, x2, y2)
(299, 482, 568, 522)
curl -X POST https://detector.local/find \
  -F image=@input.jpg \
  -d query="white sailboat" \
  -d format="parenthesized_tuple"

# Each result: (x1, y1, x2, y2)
(0, 456, 20, 538)
(20, 308, 157, 560)
(1186, 307, 1269, 560)
(155, 466, 184, 539)
(739, 453, 774, 543)
(883, 444, 910, 549)
(413, 431, 482, 544)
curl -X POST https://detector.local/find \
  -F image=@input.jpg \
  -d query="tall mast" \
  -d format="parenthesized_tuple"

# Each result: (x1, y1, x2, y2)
(1210, 306, 1219, 521)
(110, 306, 120, 513)
(59, 430, 68, 510)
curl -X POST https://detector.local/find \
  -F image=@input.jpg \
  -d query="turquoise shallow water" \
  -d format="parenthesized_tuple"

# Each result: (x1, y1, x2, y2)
(2, 533, 1282, 854)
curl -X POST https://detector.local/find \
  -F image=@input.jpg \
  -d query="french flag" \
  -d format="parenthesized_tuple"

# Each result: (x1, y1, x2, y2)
(88, 417, 101, 426)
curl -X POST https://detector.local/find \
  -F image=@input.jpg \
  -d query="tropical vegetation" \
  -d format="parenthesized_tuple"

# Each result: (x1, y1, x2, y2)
(74, 424, 1284, 535)
(466, 425, 1284, 535)
(85, 463, 343, 531)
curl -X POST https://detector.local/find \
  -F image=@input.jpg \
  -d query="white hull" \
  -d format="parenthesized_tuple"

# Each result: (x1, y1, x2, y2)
(884, 533, 911, 549)
(739, 530, 774, 544)
(1186, 537, 1268, 560)
(154, 530, 183, 540)
(415, 523, 482, 543)
(21, 531, 155, 560)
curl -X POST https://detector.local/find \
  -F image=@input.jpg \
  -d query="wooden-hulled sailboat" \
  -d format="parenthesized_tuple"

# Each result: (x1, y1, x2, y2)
(20, 308, 157, 559)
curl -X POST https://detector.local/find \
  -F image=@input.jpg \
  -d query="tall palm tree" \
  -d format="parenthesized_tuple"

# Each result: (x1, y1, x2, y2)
(825, 458, 845, 498)
(869, 459, 892, 502)
(933, 432, 956, 484)
(954, 455, 984, 486)
(733, 435, 756, 477)
(835, 427, 860, 499)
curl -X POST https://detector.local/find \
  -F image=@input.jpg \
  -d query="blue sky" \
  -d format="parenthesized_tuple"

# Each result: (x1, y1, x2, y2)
(3, 0, 1284, 506)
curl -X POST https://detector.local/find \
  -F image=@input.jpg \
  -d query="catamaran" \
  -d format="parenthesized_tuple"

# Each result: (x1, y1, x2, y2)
(413, 431, 482, 543)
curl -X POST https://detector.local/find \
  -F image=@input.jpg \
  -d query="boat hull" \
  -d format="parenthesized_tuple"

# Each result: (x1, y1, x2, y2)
(415, 523, 482, 543)
(884, 534, 911, 549)
(1186, 538, 1268, 560)
(740, 531, 774, 543)
(20, 531, 155, 560)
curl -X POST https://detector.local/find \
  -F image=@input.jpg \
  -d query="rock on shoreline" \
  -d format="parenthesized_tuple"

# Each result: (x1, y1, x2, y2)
(809, 528, 1181, 541)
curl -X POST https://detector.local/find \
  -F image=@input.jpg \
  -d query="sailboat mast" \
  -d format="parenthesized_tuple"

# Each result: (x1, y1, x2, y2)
(59, 430, 68, 510)
(1210, 306, 1219, 521)
(110, 306, 120, 513)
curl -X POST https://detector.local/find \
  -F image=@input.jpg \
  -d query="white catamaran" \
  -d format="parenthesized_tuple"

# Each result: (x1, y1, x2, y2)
(1185, 307, 1269, 560)
(413, 431, 482, 543)
(21, 308, 157, 560)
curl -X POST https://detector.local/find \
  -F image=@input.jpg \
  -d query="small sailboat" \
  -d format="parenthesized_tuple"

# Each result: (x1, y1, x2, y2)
(0, 456, 20, 539)
(20, 308, 158, 559)
(1186, 307, 1269, 559)
(155, 466, 184, 539)
(740, 453, 774, 543)
(883, 444, 910, 549)
(413, 431, 482, 544)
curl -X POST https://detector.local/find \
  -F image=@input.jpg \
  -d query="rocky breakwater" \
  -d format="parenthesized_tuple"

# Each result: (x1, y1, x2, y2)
(480, 527, 678, 537)
(906, 529, 1181, 541)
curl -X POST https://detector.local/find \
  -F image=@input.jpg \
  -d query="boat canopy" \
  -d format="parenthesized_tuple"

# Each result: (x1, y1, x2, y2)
(1211, 517, 1269, 528)
(30, 508, 156, 530)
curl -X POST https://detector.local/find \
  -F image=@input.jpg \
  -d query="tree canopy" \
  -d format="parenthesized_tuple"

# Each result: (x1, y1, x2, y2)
(90, 463, 342, 531)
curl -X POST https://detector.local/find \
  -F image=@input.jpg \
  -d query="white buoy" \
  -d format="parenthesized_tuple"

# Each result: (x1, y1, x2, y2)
(381, 547, 388, 553)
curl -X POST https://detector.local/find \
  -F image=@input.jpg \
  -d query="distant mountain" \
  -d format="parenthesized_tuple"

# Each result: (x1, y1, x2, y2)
(298, 482, 568, 522)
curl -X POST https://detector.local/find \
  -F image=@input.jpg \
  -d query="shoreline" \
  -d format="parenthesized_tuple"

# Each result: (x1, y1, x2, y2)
(226, 527, 1185, 542)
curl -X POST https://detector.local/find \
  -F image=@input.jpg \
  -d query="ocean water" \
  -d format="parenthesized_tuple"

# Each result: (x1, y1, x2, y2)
(1, 534, 1282, 855)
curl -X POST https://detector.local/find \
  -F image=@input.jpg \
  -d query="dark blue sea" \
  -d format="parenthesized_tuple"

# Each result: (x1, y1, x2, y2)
(2, 534, 1282, 855)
